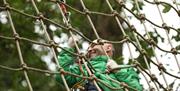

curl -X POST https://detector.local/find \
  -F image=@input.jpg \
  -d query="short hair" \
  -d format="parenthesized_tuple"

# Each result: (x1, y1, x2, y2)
(88, 39, 114, 52)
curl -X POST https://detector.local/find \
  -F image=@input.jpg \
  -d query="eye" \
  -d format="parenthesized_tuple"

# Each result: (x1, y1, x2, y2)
(89, 49, 96, 54)
(91, 50, 96, 53)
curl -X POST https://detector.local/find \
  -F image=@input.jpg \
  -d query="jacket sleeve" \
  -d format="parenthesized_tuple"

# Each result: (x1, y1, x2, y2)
(114, 66, 143, 91)
(90, 56, 124, 91)
(55, 48, 81, 87)
(89, 56, 108, 72)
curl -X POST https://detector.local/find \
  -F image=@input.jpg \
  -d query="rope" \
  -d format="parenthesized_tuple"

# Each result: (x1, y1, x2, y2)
(0, 0, 180, 90)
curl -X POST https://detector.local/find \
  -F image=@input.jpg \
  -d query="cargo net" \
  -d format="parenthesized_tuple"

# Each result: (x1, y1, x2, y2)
(0, 0, 180, 91)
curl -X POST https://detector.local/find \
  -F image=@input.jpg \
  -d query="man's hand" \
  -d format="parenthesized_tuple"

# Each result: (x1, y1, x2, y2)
(68, 34, 81, 47)
(106, 59, 119, 72)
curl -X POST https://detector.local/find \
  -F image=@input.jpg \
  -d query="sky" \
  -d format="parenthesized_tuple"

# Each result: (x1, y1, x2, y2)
(122, 0, 180, 90)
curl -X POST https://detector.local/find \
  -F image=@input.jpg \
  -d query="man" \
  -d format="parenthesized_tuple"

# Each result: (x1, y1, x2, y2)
(55, 38, 142, 91)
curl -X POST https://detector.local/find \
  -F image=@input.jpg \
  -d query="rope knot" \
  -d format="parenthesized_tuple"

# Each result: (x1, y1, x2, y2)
(13, 33, 20, 41)
(139, 13, 146, 21)
(67, 25, 73, 31)
(123, 35, 130, 41)
(83, 8, 90, 15)
(59, 68, 66, 75)
(133, 61, 141, 67)
(78, 52, 85, 59)
(119, 1, 125, 8)
(155, 1, 160, 5)
(91, 75, 97, 81)
(151, 74, 157, 81)
(132, 60, 138, 68)
(148, 38, 156, 46)
(48, 40, 56, 48)
(20, 63, 27, 71)
(162, 23, 170, 30)
(4, 3, 10, 10)
(158, 63, 166, 71)
(141, 49, 147, 55)
(96, 38, 105, 45)
(112, 10, 119, 17)
(171, 48, 177, 55)
(130, 25, 136, 32)
(37, 13, 44, 20)
(90, 39, 104, 46)
(89, 74, 95, 81)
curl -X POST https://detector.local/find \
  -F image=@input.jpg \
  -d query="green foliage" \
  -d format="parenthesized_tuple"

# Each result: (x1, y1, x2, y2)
(0, 0, 63, 90)
(115, 56, 124, 64)
(172, 31, 180, 50)
(162, 4, 171, 13)
(131, 0, 144, 12)
(175, 45, 180, 50)
(135, 38, 153, 69)
(0, 0, 127, 90)
(136, 54, 151, 69)
(1, 0, 178, 90)
(172, 30, 180, 41)
(168, 79, 176, 90)
(134, 31, 159, 69)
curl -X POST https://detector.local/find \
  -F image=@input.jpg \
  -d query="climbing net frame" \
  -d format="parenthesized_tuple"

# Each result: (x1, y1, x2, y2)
(0, 0, 180, 91)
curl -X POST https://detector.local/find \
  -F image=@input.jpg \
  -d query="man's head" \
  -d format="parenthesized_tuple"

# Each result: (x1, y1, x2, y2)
(86, 40, 114, 59)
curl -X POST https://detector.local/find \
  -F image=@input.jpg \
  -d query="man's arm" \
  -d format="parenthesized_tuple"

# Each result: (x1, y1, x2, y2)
(114, 67, 143, 91)
(55, 47, 82, 87)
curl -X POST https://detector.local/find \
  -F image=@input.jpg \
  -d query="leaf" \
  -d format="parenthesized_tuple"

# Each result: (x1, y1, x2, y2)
(135, 54, 151, 69)
(172, 32, 180, 41)
(172, 35, 180, 41)
(131, 1, 144, 12)
(162, 4, 171, 13)
(139, 37, 155, 57)
(115, 56, 124, 64)
(169, 79, 176, 89)
(175, 45, 180, 50)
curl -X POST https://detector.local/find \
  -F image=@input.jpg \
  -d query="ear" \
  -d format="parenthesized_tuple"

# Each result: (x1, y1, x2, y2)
(106, 44, 112, 51)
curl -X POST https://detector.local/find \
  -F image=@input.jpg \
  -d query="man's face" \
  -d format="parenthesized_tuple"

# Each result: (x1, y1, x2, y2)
(87, 43, 113, 59)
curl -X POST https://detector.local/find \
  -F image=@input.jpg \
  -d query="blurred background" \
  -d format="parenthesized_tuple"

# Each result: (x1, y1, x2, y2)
(0, 0, 180, 90)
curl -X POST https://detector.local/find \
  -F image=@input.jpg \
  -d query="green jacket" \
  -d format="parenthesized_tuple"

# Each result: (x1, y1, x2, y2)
(56, 48, 142, 91)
